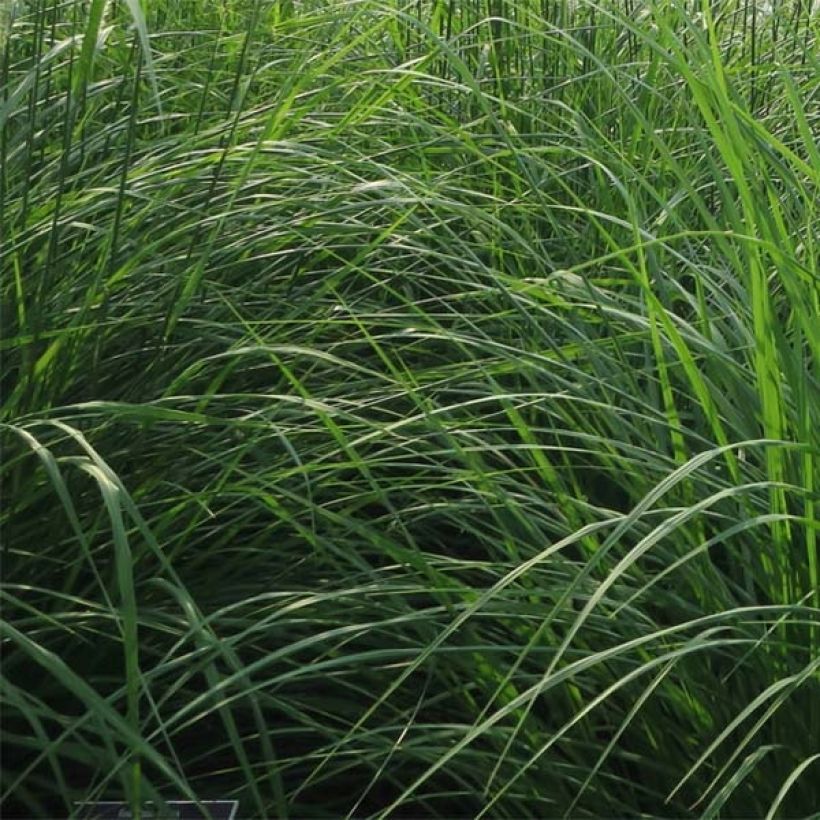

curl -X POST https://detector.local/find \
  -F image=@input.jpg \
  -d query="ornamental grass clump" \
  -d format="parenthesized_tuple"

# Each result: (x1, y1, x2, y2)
(1, 0, 818, 817)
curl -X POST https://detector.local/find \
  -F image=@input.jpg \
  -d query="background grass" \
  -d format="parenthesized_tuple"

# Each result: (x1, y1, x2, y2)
(1, 0, 819, 817)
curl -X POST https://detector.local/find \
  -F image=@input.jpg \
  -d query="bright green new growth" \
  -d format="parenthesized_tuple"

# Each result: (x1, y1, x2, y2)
(1, 0, 818, 817)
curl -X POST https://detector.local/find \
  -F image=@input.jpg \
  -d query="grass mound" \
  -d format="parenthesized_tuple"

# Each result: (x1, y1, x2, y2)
(2, 0, 818, 816)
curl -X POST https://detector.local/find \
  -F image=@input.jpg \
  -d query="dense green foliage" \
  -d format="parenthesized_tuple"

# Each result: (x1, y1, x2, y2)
(2, 0, 819, 816)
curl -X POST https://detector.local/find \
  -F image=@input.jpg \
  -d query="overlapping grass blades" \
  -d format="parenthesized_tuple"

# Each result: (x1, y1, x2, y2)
(2, 0, 818, 816)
